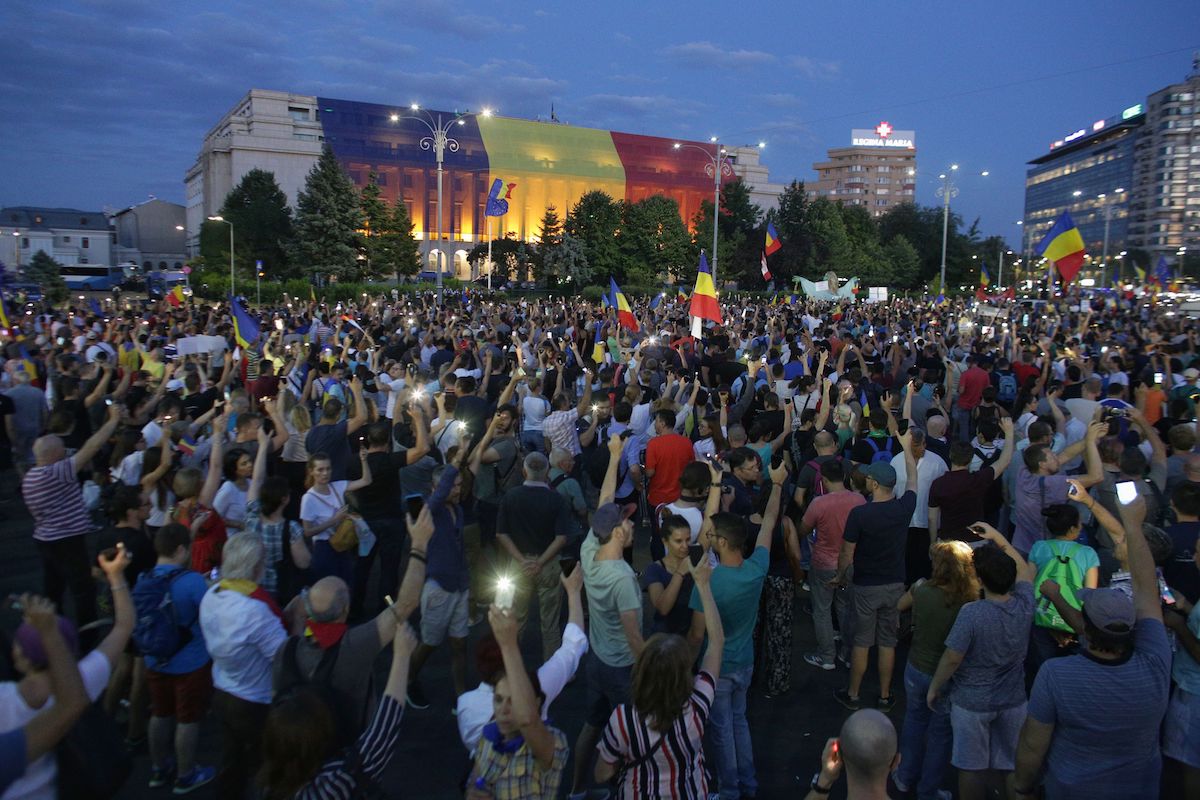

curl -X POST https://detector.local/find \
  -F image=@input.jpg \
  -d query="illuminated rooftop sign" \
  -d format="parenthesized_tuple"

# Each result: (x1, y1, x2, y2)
(851, 121, 915, 148)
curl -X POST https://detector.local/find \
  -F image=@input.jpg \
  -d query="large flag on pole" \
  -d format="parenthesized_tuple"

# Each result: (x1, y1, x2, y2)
(609, 278, 639, 331)
(688, 252, 722, 338)
(979, 262, 991, 288)
(0, 285, 10, 330)
(764, 222, 782, 255)
(760, 252, 772, 281)
(1156, 255, 1172, 285)
(1034, 211, 1086, 283)
(485, 178, 516, 216)
(229, 294, 261, 349)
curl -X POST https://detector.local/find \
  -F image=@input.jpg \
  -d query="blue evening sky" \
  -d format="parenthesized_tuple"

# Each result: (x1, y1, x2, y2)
(0, 0, 1196, 248)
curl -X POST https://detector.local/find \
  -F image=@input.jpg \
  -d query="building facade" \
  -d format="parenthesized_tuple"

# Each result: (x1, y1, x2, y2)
(1024, 56, 1200, 277)
(111, 198, 187, 272)
(0, 207, 113, 270)
(186, 89, 785, 276)
(810, 123, 917, 216)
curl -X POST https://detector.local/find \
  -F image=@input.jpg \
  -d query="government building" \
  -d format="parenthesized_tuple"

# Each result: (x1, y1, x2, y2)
(185, 89, 784, 278)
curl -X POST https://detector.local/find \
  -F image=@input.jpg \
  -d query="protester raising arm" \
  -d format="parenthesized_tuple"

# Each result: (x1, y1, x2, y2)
(198, 411, 227, 508)
(94, 544, 136, 667)
(598, 431, 626, 507)
(71, 401, 122, 473)
(372, 504, 433, 642)
(489, 606, 560, 769)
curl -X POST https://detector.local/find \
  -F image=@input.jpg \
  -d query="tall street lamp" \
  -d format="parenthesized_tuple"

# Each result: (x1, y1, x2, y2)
(1098, 188, 1126, 288)
(673, 138, 755, 285)
(392, 104, 491, 301)
(936, 165, 959, 295)
(207, 215, 234, 296)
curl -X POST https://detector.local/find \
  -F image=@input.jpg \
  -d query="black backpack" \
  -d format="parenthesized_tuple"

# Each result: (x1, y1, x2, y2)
(275, 637, 361, 751)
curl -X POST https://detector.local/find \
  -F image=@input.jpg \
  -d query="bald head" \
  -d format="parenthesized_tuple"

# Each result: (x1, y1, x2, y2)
(839, 709, 898, 783)
(32, 435, 66, 467)
(925, 415, 947, 438)
(814, 430, 837, 454)
(307, 577, 350, 623)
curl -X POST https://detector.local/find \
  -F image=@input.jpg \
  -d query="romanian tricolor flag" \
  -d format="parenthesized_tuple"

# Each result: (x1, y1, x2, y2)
(166, 286, 185, 308)
(16, 344, 36, 379)
(760, 252, 772, 281)
(688, 252, 722, 336)
(1135, 264, 1146, 285)
(609, 278, 639, 332)
(229, 294, 261, 349)
(1034, 212, 1086, 283)
(591, 324, 606, 364)
(676, 288, 688, 304)
(765, 222, 782, 256)
(177, 435, 198, 458)
(0, 286, 10, 330)
(979, 262, 990, 288)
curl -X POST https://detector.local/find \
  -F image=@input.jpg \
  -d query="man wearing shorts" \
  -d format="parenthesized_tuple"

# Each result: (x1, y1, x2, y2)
(927, 527, 1035, 800)
(144, 524, 215, 794)
(405, 459, 470, 709)
(835, 433, 918, 712)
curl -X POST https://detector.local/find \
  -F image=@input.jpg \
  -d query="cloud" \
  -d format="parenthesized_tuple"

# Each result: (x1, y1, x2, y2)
(662, 41, 777, 70)
(790, 56, 840, 80)
(756, 93, 804, 110)
(373, 0, 523, 39)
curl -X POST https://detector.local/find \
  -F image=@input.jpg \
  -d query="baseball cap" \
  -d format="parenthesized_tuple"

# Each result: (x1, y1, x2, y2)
(863, 461, 897, 488)
(1184, 368, 1199, 380)
(591, 502, 629, 540)
(166, 378, 185, 392)
(1077, 587, 1136, 633)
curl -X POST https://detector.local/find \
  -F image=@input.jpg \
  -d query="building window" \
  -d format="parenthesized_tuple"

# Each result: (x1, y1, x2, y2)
(82, 237, 89, 249)
(80, 257, 88, 263)
(174, 262, 182, 269)
(403, 173, 414, 188)
(21, 237, 28, 248)
(63, 236, 70, 243)
(79, 217, 87, 225)
(288, 107, 310, 122)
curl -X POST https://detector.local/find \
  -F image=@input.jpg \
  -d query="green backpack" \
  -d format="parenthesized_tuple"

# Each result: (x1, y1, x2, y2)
(1034, 540, 1085, 632)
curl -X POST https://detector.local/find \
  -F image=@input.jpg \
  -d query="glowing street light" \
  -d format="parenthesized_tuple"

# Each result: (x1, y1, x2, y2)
(673, 138, 738, 284)
(207, 215, 234, 295)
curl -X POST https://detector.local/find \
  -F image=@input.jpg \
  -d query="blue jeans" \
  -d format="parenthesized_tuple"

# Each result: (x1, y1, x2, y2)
(708, 664, 756, 800)
(520, 429, 545, 454)
(953, 405, 973, 443)
(896, 662, 953, 799)
(311, 540, 354, 586)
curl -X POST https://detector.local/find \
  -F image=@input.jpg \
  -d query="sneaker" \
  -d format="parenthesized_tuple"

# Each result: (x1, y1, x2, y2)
(148, 760, 176, 789)
(833, 688, 862, 710)
(172, 765, 215, 795)
(835, 653, 851, 670)
(876, 695, 896, 713)
(406, 682, 430, 710)
(803, 653, 835, 671)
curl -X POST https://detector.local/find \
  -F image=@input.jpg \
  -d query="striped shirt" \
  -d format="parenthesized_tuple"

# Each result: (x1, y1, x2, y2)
(22, 458, 91, 542)
(543, 408, 581, 456)
(598, 671, 717, 800)
(293, 695, 404, 800)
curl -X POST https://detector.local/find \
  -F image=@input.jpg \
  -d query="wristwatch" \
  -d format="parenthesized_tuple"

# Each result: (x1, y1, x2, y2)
(809, 773, 832, 795)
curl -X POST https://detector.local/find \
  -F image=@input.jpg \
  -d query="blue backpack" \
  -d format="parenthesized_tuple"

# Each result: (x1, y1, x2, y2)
(866, 437, 893, 464)
(996, 371, 1018, 406)
(132, 568, 192, 660)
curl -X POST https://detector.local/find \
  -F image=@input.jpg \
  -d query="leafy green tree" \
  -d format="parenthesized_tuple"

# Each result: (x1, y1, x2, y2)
(884, 234, 921, 289)
(805, 199, 854, 276)
(467, 234, 527, 283)
(770, 180, 813, 281)
(545, 231, 592, 287)
(565, 191, 623, 280)
(291, 146, 365, 282)
(219, 168, 294, 279)
(620, 195, 692, 285)
(533, 206, 562, 284)
(23, 251, 68, 303)
(360, 173, 420, 278)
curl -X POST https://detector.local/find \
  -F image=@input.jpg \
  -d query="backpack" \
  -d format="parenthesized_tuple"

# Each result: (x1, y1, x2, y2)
(275, 637, 360, 751)
(131, 567, 193, 660)
(1034, 540, 1086, 632)
(805, 456, 843, 501)
(973, 446, 1002, 470)
(866, 437, 893, 465)
(996, 371, 1018, 406)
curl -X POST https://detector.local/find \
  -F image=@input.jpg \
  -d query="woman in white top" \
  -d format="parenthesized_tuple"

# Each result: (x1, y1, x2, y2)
(692, 408, 729, 463)
(139, 434, 175, 531)
(520, 376, 551, 453)
(300, 450, 372, 585)
(213, 448, 253, 531)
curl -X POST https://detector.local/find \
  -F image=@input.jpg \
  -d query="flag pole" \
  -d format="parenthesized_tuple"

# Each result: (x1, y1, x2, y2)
(486, 216, 492, 291)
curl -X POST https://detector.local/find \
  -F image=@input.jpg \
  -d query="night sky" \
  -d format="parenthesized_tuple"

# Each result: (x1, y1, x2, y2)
(1, 0, 1196, 249)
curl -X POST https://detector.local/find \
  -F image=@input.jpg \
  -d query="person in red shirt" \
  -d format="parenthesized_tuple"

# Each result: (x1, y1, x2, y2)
(954, 356, 992, 443)
(1011, 351, 1042, 397)
(644, 407, 696, 513)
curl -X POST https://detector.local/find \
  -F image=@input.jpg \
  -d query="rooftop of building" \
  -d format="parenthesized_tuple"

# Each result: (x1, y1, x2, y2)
(1, 207, 110, 231)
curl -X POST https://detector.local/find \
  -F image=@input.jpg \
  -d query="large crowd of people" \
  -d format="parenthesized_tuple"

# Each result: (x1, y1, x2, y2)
(0, 286, 1197, 799)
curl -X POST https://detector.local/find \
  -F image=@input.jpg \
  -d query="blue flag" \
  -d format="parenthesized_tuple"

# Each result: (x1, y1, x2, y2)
(648, 292, 664, 311)
(1156, 255, 1172, 285)
(88, 298, 103, 316)
(228, 294, 260, 349)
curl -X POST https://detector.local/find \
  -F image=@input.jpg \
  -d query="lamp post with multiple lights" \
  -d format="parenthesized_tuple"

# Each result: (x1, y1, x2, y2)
(672, 139, 762, 284)
(390, 105, 492, 301)
(206, 215, 234, 296)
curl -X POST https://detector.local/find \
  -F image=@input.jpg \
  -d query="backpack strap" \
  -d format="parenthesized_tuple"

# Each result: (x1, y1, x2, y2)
(550, 473, 568, 490)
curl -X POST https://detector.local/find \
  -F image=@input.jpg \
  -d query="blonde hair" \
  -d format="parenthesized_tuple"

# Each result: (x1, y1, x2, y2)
(930, 540, 981, 607)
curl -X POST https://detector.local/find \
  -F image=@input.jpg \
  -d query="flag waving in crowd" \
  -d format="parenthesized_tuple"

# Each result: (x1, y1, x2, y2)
(609, 277, 639, 331)
(980, 261, 991, 287)
(1034, 211, 1086, 283)
(760, 221, 781, 281)
(688, 251, 722, 337)
(229, 294, 260, 348)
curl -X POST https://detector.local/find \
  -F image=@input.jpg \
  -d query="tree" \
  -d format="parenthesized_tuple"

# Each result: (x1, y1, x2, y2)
(467, 234, 527, 284)
(533, 205, 562, 285)
(805, 199, 854, 277)
(564, 191, 623, 280)
(360, 173, 420, 278)
(291, 145, 365, 282)
(219, 168, 294, 279)
(545, 231, 592, 287)
(23, 251, 68, 303)
(884, 235, 921, 290)
(620, 195, 692, 285)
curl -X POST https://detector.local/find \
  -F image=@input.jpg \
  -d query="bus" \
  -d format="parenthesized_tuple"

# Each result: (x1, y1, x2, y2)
(59, 264, 128, 291)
